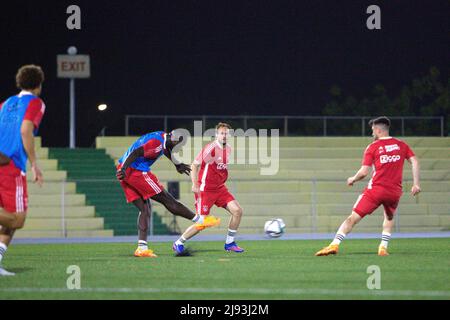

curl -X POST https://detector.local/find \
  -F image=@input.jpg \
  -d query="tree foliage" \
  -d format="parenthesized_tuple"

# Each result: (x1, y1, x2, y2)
(323, 67, 449, 135)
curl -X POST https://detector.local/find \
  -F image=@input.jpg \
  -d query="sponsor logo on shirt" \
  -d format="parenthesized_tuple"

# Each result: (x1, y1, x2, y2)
(380, 154, 401, 164)
(378, 146, 384, 154)
(217, 163, 227, 170)
(385, 144, 400, 152)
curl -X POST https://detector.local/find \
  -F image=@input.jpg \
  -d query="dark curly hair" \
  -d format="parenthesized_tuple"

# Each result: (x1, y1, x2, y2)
(16, 65, 45, 90)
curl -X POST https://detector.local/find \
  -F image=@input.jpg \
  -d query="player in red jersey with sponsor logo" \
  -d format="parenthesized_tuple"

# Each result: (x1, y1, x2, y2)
(0, 65, 46, 275)
(173, 122, 245, 254)
(316, 116, 421, 256)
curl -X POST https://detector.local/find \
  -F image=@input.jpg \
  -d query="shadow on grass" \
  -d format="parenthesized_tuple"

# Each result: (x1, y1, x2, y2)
(8, 267, 34, 274)
(347, 252, 379, 255)
(187, 248, 223, 253)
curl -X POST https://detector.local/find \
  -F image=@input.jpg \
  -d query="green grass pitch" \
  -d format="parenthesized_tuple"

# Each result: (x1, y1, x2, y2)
(0, 238, 449, 300)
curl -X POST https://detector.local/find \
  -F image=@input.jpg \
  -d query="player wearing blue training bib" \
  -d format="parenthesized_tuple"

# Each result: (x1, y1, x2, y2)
(118, 131, 166, 172)
(0, 65, 46, 276)
(116, 130, 221, 257)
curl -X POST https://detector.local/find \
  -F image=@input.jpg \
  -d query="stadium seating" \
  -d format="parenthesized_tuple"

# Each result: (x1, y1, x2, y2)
(97, 136, 450, 235)
(14, 138, 114, 238)
(45, 147, 170, 235)
(17, 136, 450, 238)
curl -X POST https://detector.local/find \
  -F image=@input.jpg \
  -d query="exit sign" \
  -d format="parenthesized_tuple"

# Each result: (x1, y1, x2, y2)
(57, 54, 90, 78)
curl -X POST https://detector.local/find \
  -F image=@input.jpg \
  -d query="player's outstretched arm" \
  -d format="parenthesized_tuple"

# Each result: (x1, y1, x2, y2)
(408, 156, 421, 196)
(347, 165, 370, 186)
(163, 148, 191, 176)
(191, 162, 200, 193)
(21, 119, 43, 186)
(116, 147, 144, 180)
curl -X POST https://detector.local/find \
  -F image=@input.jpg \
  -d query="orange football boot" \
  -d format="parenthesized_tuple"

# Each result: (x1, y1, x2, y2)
(378, 245, 389, 256)
(194, 215, 221, 231)
(134, 248, 158, 257)
(315, 244, 339, 256)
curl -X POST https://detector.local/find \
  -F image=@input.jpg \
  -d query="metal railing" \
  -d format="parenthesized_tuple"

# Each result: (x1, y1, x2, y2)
(125, 115, 445, 137)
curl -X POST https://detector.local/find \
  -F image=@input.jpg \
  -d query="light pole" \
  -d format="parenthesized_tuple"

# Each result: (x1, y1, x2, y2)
(97, 104, 108, 136)
(57, 46, 90, 148)
(68, 46, 77, 149)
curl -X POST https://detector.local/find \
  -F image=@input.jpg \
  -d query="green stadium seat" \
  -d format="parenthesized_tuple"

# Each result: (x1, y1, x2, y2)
(18, 136, 450, 238)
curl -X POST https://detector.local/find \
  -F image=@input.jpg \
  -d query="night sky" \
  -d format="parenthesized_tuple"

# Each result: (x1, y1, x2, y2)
(0, 0, 448, 147)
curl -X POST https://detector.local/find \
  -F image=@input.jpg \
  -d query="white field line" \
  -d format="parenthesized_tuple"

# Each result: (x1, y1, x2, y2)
(1, 287, 449, 298)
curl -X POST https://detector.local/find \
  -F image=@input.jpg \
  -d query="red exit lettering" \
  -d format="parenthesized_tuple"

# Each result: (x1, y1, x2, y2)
(61, 61, 86, 72)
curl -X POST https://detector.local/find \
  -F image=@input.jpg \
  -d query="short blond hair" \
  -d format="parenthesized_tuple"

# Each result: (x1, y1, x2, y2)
(215, 122, 232, 130)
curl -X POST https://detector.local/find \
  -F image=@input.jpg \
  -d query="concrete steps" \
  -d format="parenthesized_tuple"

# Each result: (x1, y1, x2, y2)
(171, 192, 450, 204)
(24, 217, 106, 230)
(96, 136, 450, 149)
(26, 206, 96, 218)
(137, 169, 450, 181)
(104, 146, 450, 160)
(141, 158, 450, 171)
(15, 139, 114, 239)
(45, 148, 170, 235)
(28, 194, 86, 206)
(27, 181, 77, 194)
(156, 203, 449, 217)
(20, 136, 449, 237)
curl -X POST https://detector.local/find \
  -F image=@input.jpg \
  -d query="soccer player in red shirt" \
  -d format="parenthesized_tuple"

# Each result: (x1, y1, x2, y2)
(0, 65, 46, 275)
(315, 116, 421, 256)
(173, 122, 245, 254)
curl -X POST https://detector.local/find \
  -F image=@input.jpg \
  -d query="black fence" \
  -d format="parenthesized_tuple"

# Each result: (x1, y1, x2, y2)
(125, 115, 445, 137)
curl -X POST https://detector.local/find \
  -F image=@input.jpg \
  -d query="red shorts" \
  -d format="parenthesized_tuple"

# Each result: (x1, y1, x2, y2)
(118, 166, 164, 203)
(353, 187, 401, 218)
(0, 172, 28, 213)
(195, 186, 235, 215)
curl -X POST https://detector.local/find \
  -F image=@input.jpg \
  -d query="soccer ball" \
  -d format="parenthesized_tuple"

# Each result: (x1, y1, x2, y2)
(264, 218, 286, 238)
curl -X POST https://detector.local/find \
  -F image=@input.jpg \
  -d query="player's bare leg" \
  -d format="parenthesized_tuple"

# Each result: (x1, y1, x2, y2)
(336, 211, 362, 235)
(151, 190, 220, 228)
(0, 210, 25, 276)
(0, 227, 16, 276)
(173, 201, 242, 254)
(132, 198, 151, 242)
(181, 224, 201, 241)
(0, 226, 17, 246)
(0, 208, 26, 230)
(224, 200, 244, 252)
(0, 209, 15, 229)
(378, 211, 394, 256)
(173, 211, 223, 254)
(225, 200, 243, 231)
(151, 190, 195, 219)
(173, 201, 224, 255)
(173, 224, 202, 254)
(131, 198, 157, 257)
(315, 211, 362, 256)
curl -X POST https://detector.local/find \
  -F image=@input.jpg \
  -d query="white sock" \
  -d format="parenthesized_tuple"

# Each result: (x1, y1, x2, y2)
(0, 242, 7, 265)
(331, 232, 346, 246)
(138, 240, 148, 250)
(192, 214, 204, 224)
(226, 229, 237, 244)
(380, 232, 391, 248)
(175, 236, 186, 246)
